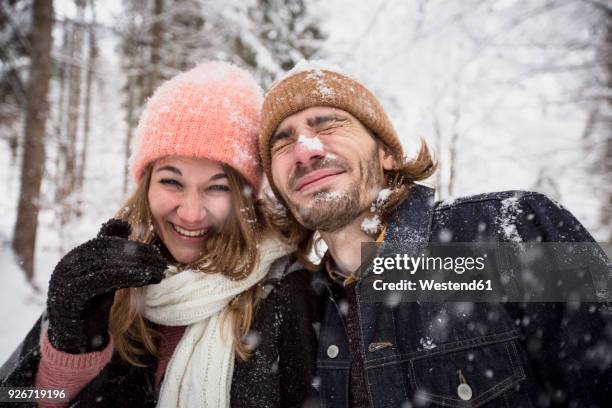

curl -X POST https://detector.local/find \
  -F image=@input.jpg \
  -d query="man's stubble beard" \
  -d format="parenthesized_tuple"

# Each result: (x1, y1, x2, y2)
(288, 147, 385, 232)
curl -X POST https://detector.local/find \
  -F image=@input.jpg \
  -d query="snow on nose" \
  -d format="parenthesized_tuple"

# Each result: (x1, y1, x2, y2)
(294, 134, 325, 165)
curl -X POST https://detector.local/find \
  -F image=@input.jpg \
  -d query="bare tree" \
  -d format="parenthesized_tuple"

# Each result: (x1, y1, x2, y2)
(55, 0, 86, 226)
(13, 0, 54, 282)
(148, 0, 164, 97)
(75, 0, 98, 199)
(595, 4, 612, 240)
(446, 104, 461, 198)
(236, 0, 327, 86)
(0, 1, 31, 162)
(118, 0, 151, 194)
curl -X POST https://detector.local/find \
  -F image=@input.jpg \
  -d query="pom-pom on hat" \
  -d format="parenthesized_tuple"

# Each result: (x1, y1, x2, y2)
(130, 61, 263, 190)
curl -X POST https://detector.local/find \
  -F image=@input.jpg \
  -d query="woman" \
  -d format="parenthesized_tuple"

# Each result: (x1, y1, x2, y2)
(0, 62, 318, 408)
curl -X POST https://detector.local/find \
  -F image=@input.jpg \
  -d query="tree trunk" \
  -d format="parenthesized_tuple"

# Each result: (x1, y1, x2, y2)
(447, 106, 461, 198)
(76, 9, 97, 198)
(52, 25, 69, 205)
(149, 0, 164, 97)
(123, 61, 136, 195)
(13, 0, 54, 282)
(121, 0, 149, 194)
(60, 6, 84, 225)
(432, 116, 442, 197)
(602, 7, 612, 241)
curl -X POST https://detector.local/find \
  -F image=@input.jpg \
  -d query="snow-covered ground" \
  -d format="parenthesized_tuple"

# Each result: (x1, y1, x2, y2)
(0, 243, 46, 361)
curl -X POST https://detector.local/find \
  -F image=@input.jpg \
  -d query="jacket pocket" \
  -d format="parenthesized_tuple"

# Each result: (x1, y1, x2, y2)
(407, 330, 527, 408)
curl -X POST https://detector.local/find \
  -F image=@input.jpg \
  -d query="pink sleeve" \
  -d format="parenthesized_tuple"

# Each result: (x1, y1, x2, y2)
(35, 328, 114, 407)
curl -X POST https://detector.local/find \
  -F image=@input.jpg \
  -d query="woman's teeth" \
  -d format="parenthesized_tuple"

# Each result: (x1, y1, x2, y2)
(172, 223, 208, 237)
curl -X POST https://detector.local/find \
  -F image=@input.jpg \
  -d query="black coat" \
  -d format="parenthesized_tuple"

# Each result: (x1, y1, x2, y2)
(0, 257, 319, 408)
(313, 185, 612, 407)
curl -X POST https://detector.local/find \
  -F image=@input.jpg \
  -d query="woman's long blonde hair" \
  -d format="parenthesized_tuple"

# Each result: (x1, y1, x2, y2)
(109, 163, 268, 366)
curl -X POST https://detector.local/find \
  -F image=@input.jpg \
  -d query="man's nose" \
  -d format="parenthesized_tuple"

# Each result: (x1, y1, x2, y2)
(293, 133, 325, 166)
(176, 192, 206, 225)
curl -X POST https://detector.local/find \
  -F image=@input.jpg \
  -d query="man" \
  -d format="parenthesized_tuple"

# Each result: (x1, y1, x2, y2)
(259, 65, 612, 407)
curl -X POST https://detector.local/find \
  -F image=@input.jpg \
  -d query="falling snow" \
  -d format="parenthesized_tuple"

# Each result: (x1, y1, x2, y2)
(419, 336, 437, 350)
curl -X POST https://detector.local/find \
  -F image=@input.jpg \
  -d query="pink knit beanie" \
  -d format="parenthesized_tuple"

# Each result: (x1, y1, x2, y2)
(129, 61, 263, 190)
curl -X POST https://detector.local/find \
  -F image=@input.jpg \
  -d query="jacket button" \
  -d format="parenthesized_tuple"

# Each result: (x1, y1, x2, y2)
(457, 383, 473, 401)
(326, 345, 339, 358)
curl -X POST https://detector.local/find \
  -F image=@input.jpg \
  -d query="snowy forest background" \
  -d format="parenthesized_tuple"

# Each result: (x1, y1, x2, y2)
(0, 0, 610, 360)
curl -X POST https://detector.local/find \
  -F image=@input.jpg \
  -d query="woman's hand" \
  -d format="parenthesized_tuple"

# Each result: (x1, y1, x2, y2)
(46, 219, 167, 354)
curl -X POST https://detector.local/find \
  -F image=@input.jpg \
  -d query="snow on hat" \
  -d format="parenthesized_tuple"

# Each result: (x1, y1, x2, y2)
(260, 60, 404, 195)
(130, 61, 263, 190)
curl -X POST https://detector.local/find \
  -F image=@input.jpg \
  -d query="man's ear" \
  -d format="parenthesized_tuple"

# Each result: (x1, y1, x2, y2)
(378, 144, 397, 171)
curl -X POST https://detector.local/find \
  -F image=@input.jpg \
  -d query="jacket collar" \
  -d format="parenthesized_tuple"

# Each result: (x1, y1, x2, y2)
(380, 183, 435, 250)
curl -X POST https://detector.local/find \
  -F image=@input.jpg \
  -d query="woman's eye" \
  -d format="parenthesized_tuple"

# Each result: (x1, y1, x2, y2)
(159, 178, 182, 188)
(208, 185, 230, 192)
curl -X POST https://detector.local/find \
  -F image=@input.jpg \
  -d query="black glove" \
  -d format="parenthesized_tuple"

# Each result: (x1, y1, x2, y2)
(47, 219, 168, 354)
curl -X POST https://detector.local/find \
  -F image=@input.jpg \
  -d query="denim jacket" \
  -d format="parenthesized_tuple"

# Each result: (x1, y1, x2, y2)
(312, 184, 612, 408)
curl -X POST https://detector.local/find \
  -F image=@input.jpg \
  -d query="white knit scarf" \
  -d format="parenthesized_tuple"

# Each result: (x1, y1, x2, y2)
(142, 236, 293, 408)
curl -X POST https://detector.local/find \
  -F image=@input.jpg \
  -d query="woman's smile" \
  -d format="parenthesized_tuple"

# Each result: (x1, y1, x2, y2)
(170, 222, 209, 239)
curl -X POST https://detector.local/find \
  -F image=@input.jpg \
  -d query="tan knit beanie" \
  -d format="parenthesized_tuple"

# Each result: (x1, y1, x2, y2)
(260, 66, 404, 192)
